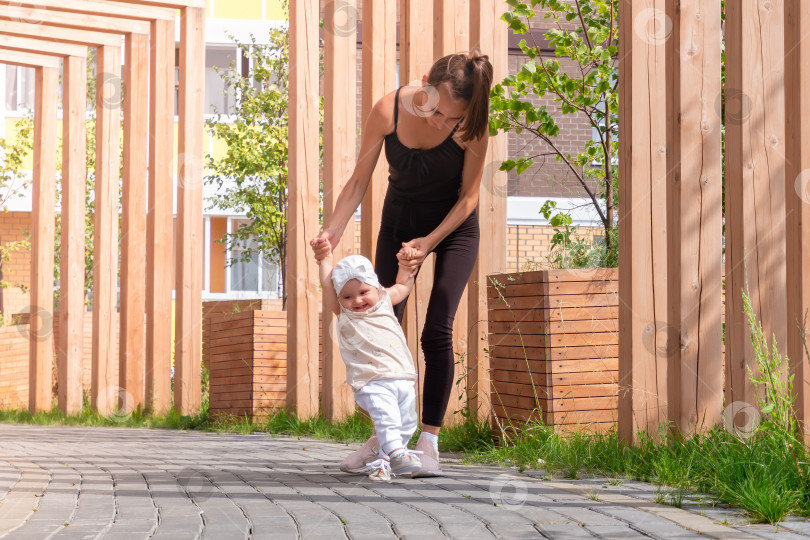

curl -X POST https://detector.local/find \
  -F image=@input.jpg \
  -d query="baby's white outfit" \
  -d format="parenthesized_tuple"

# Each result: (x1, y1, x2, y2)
(337, 289, 418, 456)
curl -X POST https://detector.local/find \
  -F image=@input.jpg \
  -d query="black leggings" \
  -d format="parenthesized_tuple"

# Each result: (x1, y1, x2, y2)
(374, 211, 479, 427)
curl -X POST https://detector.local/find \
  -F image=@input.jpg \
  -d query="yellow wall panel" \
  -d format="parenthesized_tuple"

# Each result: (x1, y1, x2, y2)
(214, 0, 262, 20)
(265, 0, 285, 20)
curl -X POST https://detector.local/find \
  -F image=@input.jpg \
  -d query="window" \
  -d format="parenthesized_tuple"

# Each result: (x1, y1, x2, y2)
(228, 219, 279, 297)
(205, 47, 237, 115)
(4, 65, 35, 112)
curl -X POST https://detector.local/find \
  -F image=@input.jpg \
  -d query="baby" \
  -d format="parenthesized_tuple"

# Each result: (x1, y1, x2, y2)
(317, 244, 421, 481)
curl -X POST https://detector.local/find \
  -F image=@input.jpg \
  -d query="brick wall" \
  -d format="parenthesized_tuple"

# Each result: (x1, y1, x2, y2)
(0, 211, 32, 320)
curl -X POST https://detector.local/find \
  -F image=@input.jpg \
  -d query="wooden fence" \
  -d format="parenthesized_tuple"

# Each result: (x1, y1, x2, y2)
(619, 0, 810, 441)
(0, 1, 205, 416)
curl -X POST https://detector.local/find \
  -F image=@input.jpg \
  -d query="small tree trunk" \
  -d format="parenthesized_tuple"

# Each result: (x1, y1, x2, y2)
(604, 125, 615, 255)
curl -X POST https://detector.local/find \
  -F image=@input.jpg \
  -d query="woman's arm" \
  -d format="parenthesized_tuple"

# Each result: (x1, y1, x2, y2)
(398, 132, 489, 268)
(310, 93, 396, 260)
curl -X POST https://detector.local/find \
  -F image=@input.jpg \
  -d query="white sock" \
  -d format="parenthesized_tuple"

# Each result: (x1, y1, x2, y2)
(421, 432, 439, 452)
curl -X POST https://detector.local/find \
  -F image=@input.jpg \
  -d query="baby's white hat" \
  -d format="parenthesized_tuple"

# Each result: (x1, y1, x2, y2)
(332, 254, 381, 294)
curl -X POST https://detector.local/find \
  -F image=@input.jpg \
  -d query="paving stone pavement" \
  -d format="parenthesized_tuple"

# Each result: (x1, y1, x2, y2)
(0, 424, 806, 539)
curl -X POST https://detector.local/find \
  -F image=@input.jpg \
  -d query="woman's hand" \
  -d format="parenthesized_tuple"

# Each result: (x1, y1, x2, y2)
(310, 232, 335, 264)
(397, 238, 431, 273)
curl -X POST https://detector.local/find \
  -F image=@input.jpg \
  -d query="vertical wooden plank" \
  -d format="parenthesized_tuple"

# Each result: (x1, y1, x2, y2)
(360, 0, 396, 262)
(146, 18, 175, 414)
(469, 0, 508, 421)
(91, 45, 121, 416)
(724, 0, 787, 413)
(785, 0, 810, 440)
(58, 55, 87, 415)
(29, 66, 57, 413)
(436, 0, 470, 425)
(665, 0, 723, 434)
(323, 0, 357, 421)
(400, 0, 435, 423)
(287, 0, 321, 419)
(618, 0, 670, 442)
(175, 7, 206, 414)
(120, 32, 149, 411)
(434, 0, 469, 60)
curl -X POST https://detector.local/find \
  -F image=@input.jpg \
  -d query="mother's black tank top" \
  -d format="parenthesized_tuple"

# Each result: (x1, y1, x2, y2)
(381, 87, 466, 241)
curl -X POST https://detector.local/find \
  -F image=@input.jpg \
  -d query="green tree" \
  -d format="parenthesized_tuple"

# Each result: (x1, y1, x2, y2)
(0, 116, 34, 321)
(491, 0, 619, 267)
(206, 27, 290, 306)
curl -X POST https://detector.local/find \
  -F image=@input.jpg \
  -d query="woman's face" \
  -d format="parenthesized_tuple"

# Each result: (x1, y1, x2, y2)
(338, 279, 381, 312)
(421, 80, 467, 131)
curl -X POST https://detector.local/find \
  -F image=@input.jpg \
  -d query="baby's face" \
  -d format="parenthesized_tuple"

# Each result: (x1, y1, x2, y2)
(338, 279, 380, 312)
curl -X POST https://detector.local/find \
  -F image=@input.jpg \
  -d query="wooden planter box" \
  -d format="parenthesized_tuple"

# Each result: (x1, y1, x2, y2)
(487, 268, 619, 434)
(207, 309, 322, 419)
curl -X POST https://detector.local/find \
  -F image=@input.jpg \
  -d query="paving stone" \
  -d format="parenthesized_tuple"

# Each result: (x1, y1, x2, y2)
(1, 425, 809, 539)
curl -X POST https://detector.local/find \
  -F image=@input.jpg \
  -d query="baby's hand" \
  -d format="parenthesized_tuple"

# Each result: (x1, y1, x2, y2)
(397, 246, 418, 262)
(310, 236, 332, 264)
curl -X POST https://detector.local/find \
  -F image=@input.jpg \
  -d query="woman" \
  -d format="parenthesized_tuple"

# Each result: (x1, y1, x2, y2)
(311, 50, 493, 477)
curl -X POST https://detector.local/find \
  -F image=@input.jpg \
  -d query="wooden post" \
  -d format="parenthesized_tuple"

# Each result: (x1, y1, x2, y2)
(58, 55, 87, 415)
(724, 0, 787, 412)
(360, 0, 396, 262)
(146, 18, 175, 413)
(120, 32, 149, 411)
(29, 65, 58, 413)
(435, 0, 470, 424)
(665, 0, 723, 434)
(400, 0, 435, 422)
(323, 0, 357, 421)
(469, 0, 508, 421)
(785, 0, 810, 440)
(434, 0, 469, 60)
(618, 0, 670, 442)
(175, 6, 206, 414)
(91, 44, 122, 416)
(287, 0, 321, 419)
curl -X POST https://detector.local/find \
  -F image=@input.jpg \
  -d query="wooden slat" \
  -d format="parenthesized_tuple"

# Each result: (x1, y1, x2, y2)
(119, 32, 149, 411)
(0, 0, 175, 20)
(434, 0, 469, 59)
(0, 35, 88, 57)
(322, 0, 357, 421)
(617, 0, 669, 443)
(286, 0, 321, 419)
(665, 0, 723, 434)
(0, 7, 150, 34)
(785, 0, 810, 441)
(725, 0, 787, 411)
(29, 66, 58, 413)
(91, 45, 121, 416)
(0, 20, 121, 46)
(0, 49, 60, 69)
(174, 7, 205, 414)
(58, 55, 87, 415)
(360, 0, 395, 261)
(468, 0, 509, 422)
(145, 18, 175, 414)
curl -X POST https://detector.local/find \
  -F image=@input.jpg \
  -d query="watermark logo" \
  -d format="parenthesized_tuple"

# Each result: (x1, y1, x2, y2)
(795, 169, 810, 205)
(95, 386, 136, 423)
(176, 152, 204, 190)
(481, 160, 510, 199)
(722, 401, 760, 440)
(175, 468, 216, 502)
(489, 474, 528, 509)
(15, 306, 53, 342)
(100, 72, 123, 110)
(324, 1, 357, 38)
(400, 81, 440, 119)
(634, 8, 672, 46)
(9, 2, 46, 25)
(718, 89, 752, 125)
(641, 321, 679, 358)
